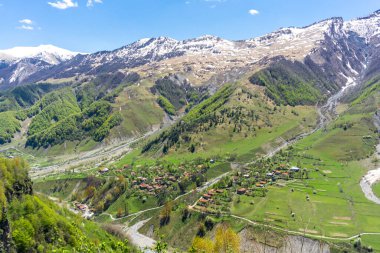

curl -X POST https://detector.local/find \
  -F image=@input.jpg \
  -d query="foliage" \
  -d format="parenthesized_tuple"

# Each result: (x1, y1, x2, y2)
(160, 202, 173, 226)
(25, 90, 122, 148)
(0, 157, 136, 252)
(0, 83, 63, 112)
(157, 96, 176, 115)
(143, 84, 234, 153)
(0, 112, 22, 144)
(190, 224, 240, 253)
(152, 75, 205, 111)
(249, 60, 323, 106)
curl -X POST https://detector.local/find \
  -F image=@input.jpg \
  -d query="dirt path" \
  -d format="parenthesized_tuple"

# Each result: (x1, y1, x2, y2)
(229, 214, 380, 241)
(123, 219, 156, 252)
(29, 129, 159, 179)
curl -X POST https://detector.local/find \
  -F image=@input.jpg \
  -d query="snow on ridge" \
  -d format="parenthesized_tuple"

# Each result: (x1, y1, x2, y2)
(344, 13, 380, 42)
(0, 45, 81, 65)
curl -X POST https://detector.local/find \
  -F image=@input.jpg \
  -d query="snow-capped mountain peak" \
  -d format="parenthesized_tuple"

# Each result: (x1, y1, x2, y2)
(0, 45, 81, 65)
(344, 10, 380, 42)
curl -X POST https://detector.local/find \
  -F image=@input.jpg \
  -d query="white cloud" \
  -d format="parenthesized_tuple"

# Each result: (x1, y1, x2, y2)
(17, 19, 36, 30)
(248, 9, 259, 15)
(87, 0, 102, 7)
(19, 19, 33, 25)
(17, 25, 34, 30)
(48, 0, 78, 9)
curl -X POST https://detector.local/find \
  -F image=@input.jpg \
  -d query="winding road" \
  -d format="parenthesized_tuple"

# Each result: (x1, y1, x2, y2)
(121, 78, 364, 250)
(29, 128, 161, 179)
(124, 219, 156, 252)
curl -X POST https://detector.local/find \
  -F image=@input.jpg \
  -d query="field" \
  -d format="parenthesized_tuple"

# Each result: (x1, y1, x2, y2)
(118, 83, 318, 165)
(229, 92, 380, 250)
(26, 79, 380, 251)
(373, 182, 380, 198)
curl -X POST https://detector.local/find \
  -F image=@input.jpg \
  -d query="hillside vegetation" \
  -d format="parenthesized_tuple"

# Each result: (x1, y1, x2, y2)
(142, 82, 317, 162)
(249, 59, 338, 106)
(0, 72, 144, 150)
(0, 157, 136, 252)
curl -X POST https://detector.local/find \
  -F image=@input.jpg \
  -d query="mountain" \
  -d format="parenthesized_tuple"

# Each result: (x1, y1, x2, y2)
(12, 10, 378, 90)
(0, 10, 379, 153)
(0, 45, 80, 88)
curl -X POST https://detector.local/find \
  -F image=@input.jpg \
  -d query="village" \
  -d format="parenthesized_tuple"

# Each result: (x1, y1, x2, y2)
(192, 160, 308, 215)
(72, 152, 312, 219)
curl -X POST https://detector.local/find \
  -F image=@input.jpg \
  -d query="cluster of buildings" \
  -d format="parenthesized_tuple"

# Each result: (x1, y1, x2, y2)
(74, 202, 94, 219)
(196, 189, 225, 207)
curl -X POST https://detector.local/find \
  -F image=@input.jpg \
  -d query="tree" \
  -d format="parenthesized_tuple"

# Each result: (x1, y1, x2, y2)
(197, 223, 206, 237)
(189, 144, 196, 153)
(124, 202, 129, 216)
(159, 202, 172, 226)
(190, 237, 214, 253)
(190, 224, 240, 253)
(154, 236, 168, 253)
(214, 225, 240, 253)
(117, 208, 123, 218)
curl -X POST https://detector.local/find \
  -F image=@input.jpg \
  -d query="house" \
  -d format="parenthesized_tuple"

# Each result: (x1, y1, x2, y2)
(281, 172, 289, 179)
(154, 177, 164, 183)
(216, 189, 224, 194)
(243, 174, 250, 178)
(210, 159, 215, 164)
(99, 168, 109, 174)
(153, 184, 163, 190)
(290, 166, 301, 172)
(237, 188, 247, 195)
(255, 183, 263, 188)
(203, 194, 212, 199)
(168, 176, 177, 182)
(260, 181, 267, 185)
(266, 172, 274, 178)
(76, 203, 88, 212)
(198, 198, 209, 206)
(137, 177, 147, 182)
(139, 183, 149, 190)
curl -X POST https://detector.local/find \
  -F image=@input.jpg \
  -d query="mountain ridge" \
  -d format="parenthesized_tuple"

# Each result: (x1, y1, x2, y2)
(15, 10, 376, 87)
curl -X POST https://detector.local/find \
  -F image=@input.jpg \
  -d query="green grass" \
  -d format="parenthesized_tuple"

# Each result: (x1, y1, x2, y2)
(139, 206, 205, 251)
(109, 82, 164, 139)
(136, 82, 318, 165)
(106, 194, 157, 215)
(205, 163, 231, 179)
(229, 78, 380, 250)
(34, 178, 84, 200)
(372, 182, 380, 199)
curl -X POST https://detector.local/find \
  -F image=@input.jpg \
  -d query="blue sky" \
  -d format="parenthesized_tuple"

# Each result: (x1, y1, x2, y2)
(0, 0, 379, 53)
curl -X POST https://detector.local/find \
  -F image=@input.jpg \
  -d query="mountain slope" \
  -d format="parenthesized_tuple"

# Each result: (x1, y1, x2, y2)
(0, 45, 80, 88)
(0, 157, 136, 252)
(16, 11, 378, 89)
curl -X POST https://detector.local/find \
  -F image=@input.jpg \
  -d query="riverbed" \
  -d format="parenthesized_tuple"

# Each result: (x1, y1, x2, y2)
(360, 144, 380, 204)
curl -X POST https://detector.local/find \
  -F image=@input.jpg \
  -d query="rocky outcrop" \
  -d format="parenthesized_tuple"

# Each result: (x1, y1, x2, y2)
(239, 228, 330, 253)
